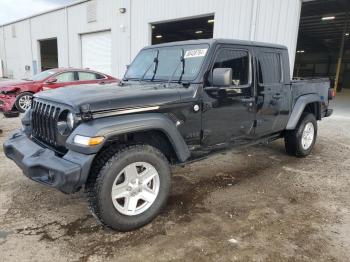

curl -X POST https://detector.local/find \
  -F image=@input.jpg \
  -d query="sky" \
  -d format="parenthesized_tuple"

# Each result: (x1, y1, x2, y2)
(0, 0, 76, 25)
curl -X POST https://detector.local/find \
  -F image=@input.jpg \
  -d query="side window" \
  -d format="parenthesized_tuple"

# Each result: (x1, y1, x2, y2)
(258, 52, 282, 85)
(78, 72, 98, 80)
(55, 72, 75, 82)
(95, 73, 105, 79)
(212, 49, 250, 86)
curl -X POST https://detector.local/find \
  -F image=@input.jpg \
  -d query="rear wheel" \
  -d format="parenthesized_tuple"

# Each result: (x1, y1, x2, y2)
(15, 92, 33, 113)
(284, 113, 317, 157)
(86, 144, 171, 231)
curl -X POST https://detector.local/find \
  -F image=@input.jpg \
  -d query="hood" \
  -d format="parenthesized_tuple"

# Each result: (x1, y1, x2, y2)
(35, 82, 183, 113)
(0, 79, 37, 92)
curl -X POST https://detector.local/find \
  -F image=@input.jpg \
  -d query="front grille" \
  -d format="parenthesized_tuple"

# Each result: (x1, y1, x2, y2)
(31, 100, 61, 147)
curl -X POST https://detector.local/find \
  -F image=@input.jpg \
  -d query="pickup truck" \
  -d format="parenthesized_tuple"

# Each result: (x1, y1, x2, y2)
(4, 39, 333, 231)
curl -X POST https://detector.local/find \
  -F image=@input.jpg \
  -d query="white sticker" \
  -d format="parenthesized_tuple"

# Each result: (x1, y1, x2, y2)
(184, 48, 208, 59)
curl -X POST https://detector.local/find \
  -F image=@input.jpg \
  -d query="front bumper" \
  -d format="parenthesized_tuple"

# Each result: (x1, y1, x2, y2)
(3, 130, 95, 193)
(0, 94, 16, 112)
(324, 108, 333, 117)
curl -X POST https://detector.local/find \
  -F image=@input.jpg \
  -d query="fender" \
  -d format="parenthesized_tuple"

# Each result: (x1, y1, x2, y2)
(66, 113, 191, 162)
(286, 94, 321, 130)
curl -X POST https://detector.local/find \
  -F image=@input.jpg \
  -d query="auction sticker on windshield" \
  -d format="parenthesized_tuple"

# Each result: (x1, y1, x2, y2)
(184, 49, 208, 59)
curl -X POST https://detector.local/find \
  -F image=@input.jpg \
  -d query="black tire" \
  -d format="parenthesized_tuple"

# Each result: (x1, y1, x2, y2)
(85, 144, 171, 231)
(15, 92, 33, 113)
(3, 111, 20, 118)
(284, 113, 317, 157)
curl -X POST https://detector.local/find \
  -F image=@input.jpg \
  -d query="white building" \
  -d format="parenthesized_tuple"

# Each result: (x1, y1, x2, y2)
(0, 0, 302, 79)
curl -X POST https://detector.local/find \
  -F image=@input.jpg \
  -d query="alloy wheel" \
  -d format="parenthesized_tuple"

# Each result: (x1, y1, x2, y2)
(301, 122, 315, 150)
(111, 162, 160, 216)
(18, 95, 32, 111)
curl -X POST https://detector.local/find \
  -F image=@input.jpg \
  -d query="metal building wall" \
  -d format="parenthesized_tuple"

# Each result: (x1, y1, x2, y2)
(29, 9, 69, 72)
(1, 20, 32, 78)
(0, 27, 6, 76)
(0, 9, 69, 79)
(0, 0, 301, 79)
(129, 0, 302, 75)
(66, 0, 116, 70)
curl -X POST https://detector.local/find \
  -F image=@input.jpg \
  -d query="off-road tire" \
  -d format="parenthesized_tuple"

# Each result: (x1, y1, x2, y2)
(15, 92, 33, 113)
(85, 144, 171, 231)
(284, 113, 317, 157)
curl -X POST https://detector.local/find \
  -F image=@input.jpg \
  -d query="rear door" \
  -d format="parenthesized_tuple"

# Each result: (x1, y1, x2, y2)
(254, 49, 289, 135)
(77, 71, 105, 85)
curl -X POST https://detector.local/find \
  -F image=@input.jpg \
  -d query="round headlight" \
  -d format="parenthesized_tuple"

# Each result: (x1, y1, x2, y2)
(57, 110, 75, 136)
(67, 112, 75, 130)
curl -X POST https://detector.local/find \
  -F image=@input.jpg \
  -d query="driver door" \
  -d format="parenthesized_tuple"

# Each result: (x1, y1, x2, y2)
(42, 71, 77, 90)
(201, 46, 256, 147)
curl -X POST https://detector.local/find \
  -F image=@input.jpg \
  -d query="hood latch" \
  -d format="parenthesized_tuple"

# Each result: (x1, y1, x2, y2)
(80, 104, 92, 121)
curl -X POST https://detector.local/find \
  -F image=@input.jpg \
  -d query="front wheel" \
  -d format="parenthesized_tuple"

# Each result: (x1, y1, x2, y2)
(284, 113, 317, 157)
(15, 92, 33, 113)
(86, 145, 171, 231)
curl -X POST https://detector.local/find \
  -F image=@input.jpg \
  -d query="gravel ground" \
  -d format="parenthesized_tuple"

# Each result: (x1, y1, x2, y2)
(0, 91, 349, 262)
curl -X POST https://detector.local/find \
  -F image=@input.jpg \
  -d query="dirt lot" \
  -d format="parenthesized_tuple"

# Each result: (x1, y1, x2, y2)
(0, 91, 349, 262)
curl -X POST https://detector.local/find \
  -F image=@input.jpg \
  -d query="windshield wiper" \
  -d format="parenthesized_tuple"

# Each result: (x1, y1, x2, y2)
(151, 52, 159, 81)
(178, 51, 185, 83)
(139, 51, 159, 84)
(167, 49, 185, 87)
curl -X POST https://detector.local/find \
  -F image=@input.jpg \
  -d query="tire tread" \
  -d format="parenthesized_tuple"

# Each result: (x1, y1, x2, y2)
(85, 144, 170, 231)
(284, 113, 317, 157)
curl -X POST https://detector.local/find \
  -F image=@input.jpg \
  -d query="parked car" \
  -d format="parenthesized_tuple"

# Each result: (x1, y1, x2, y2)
(4, 39, 333, 231)
(0, 68, 118, 117)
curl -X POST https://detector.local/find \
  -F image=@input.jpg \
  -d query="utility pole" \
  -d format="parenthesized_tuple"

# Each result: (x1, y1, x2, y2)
(334, 14, 348, 94)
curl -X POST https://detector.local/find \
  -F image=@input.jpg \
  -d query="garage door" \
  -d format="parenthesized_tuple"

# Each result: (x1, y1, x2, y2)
(81, 31, 112, 75)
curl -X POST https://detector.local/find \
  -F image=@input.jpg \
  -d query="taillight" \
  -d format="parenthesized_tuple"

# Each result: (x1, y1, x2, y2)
(328, 89, 335, 100)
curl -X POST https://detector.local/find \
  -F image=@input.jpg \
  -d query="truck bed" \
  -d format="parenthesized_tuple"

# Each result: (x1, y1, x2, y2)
(291, 78, 330, 116)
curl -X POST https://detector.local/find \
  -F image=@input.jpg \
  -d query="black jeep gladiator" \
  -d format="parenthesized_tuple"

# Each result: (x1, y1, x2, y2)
(4, 39, 333, 231)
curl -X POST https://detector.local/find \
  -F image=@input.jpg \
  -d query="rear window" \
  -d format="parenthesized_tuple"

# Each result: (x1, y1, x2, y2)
(258, 52, 282, 84)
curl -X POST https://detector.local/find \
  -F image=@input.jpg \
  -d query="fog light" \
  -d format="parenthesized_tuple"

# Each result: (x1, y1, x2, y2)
(73, 135, 104, 146)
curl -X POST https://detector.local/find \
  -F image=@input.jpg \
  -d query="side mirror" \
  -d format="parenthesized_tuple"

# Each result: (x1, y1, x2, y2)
(212, 68, 232, 87)
(46, 78, 57, 84)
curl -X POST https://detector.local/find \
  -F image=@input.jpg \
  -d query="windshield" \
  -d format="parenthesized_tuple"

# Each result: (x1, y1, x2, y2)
(29, 69, 56, 81)
(124, 44, 209, 82)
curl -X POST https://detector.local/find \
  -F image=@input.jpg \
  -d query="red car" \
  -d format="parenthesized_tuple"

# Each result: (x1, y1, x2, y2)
(0, 68, 118, 117)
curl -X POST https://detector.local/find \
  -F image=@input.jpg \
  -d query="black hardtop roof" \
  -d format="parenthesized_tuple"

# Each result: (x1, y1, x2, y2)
(143, 38, 287, 50)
